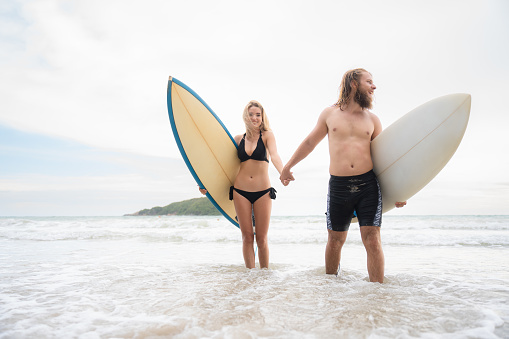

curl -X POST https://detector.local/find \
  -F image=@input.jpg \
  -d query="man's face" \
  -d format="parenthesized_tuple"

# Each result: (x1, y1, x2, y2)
(355, 72, 376, 109)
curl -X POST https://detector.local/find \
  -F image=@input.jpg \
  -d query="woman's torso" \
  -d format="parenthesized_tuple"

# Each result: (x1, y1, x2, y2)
(234, 132, 271, 191)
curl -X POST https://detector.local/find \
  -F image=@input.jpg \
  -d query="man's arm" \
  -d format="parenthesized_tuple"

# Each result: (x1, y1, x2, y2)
(370, 112, 382, 140)
(280, 108, 329, 185)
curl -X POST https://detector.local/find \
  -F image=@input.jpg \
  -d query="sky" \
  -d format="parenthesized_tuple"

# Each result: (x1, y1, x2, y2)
(0, 0, 508, 217)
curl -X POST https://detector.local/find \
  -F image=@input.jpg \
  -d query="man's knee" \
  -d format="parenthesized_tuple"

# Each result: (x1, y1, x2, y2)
(361, 227, 382, 250)
(327, 230, 347, 248)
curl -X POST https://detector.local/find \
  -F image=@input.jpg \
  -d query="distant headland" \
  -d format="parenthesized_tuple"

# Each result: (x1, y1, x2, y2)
(125, 197, 220, 216)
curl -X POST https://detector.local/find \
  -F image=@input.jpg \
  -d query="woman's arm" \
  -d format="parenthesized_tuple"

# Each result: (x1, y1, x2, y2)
(264, 130, 284, 175)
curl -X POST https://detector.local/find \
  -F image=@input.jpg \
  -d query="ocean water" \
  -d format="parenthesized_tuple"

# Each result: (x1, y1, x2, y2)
(0, 215, 508, 338)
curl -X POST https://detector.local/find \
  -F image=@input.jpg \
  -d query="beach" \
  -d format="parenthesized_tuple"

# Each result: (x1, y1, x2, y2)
(1, 215, 508, 338)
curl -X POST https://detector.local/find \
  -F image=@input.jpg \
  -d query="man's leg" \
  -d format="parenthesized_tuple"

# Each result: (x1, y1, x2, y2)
(325, 229, 348, 275)
(360, 226, 384, 283)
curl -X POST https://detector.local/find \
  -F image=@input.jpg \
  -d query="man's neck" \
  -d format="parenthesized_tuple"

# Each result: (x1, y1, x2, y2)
(342, 100, 365, 114)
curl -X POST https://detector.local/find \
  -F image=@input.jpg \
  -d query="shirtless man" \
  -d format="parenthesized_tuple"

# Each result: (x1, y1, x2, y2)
(280, 68, 406, 283)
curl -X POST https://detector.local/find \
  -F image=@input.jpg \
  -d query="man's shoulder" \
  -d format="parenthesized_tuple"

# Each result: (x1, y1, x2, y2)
(320, 105, 340, 117)
(325, 104, 341, 112)
(367, 110, 381, 121)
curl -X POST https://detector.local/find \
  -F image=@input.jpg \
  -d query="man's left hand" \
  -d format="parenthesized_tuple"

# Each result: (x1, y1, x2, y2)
(395, 201, 407, 208)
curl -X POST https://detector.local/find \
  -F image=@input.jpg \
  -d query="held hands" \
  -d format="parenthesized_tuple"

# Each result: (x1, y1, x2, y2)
(279, 166, 295, 186)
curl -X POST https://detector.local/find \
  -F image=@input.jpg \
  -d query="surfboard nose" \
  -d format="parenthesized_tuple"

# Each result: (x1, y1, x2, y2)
(452, 93, 471, 108)
(463, 93, 471, 116)
(435, 93, 471, 123)
(453, 93, 471, 124)
(447, 93, 471, 106)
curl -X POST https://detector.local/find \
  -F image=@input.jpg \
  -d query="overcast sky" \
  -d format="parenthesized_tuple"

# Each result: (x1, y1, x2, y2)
(1, 0, 508, 217)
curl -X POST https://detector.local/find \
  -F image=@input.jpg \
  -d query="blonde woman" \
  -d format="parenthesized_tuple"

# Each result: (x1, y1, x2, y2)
(201, 100, 284, 269)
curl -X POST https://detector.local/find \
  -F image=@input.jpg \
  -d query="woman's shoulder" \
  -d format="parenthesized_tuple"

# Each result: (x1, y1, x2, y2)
(261, 129, 275, 140)
(233, 134, 244, 144)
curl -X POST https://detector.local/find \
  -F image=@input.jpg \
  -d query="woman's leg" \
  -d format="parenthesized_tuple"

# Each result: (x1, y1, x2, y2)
(253, 193, 272, 268)
(233, 191, 256, 268)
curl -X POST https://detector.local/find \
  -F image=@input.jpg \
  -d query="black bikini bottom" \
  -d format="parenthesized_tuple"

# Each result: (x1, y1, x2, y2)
(229, 186, 277, 204)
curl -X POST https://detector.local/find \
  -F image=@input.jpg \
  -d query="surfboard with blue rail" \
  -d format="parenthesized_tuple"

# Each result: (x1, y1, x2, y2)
(167, 77, 240, 227)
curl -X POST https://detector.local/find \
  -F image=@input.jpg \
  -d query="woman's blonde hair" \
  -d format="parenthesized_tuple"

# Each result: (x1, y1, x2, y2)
(335, 68, 370, 109)
(243, 100, 270, 132)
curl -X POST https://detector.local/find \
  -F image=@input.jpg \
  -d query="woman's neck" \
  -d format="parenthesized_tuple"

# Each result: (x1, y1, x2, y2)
(246, 128, 260, 139)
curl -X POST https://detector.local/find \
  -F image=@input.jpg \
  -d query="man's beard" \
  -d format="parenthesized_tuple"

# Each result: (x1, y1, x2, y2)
(354, 88, 373, 109)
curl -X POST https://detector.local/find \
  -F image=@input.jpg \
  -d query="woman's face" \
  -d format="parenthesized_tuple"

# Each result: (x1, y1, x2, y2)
(247, 106, 262, 129)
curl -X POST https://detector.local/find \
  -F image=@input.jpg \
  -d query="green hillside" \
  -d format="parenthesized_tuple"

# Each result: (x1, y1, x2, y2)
(128, 197, 220, 216)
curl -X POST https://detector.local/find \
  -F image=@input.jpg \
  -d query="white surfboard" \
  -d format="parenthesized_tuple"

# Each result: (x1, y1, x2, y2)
(368, 93, 471, 218)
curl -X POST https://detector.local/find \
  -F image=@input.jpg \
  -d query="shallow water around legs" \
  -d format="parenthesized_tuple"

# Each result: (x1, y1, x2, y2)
(1, 215, 508, 338)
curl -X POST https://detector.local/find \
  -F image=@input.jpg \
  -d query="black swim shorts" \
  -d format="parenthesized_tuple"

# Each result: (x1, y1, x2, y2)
(326, 170, 382, 232)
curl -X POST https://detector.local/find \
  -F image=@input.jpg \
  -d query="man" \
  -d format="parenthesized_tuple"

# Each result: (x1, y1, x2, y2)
(280, 68, 406, 283)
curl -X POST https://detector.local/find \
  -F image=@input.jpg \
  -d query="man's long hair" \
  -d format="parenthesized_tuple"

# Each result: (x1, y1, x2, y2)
(334, 68, 370, 110)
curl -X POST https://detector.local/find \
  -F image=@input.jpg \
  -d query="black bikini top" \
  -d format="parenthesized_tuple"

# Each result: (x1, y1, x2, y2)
(237, 131, 269, 163)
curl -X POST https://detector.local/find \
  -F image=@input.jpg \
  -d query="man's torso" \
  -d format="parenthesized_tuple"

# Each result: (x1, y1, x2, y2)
(325, 106, 375, 176)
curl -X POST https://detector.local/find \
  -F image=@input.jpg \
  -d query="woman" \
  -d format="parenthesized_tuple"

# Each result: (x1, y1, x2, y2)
(200, 100, 284, 269)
